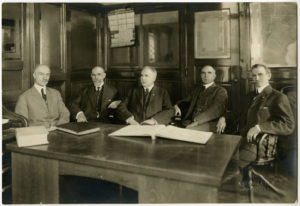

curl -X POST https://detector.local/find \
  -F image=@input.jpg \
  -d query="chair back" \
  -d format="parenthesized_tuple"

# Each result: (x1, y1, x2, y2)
(255, 133, 278, 166)
(2, 105, 29, 127)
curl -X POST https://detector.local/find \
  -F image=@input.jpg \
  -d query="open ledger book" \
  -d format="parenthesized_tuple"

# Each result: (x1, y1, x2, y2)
(108, 125, 212, 144)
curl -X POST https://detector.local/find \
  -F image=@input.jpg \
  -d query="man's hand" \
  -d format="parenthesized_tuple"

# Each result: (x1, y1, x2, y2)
(77, 112, 88, 122)
(126, 116, 139, 125)
(174, 105, 181, 116)
(108, 100, 121, 109)
(141, 118, 157, 125)
(216, 116, 226, 134)
(247, 126, 260, 143)
(186, 121, 198, 129)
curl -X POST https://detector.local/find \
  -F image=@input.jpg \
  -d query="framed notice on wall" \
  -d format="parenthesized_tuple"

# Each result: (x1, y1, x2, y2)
(194, 10, 230, 59)
(108, 8, 135, 48)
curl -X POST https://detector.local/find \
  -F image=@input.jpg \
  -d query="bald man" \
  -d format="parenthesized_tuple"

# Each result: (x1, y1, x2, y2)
(174, 65, 228, 132)
(116, 66, 173, 125)
(69, 66, 120, 122)
(15, 64, 70, 127)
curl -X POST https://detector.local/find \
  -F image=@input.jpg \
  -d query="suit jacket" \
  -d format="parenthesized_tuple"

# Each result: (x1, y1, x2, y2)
(15, 86, 70, 127)
(116, 85, 173, 124)
(177, 83, 228, 125)
(69, 84, 119, 121)
(240, 85, 294, 137)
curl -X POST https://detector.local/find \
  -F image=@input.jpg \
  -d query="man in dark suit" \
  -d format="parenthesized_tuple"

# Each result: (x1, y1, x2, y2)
(237, 64, 295, 165)
(69, 66, 120, 122)
(174, 65, 228, 132)
(116, 66, 173, 125)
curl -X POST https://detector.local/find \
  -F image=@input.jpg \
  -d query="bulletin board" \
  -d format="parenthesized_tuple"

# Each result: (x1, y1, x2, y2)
(108, 8, 135, 48)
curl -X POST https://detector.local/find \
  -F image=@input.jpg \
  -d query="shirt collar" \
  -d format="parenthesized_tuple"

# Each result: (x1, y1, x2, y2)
(143, 84, 154, 92)
(203, 82, 214, 89)
(94, 82, 104, 90)
(34, 83, 46, 95)
(257, 83, 269, 93)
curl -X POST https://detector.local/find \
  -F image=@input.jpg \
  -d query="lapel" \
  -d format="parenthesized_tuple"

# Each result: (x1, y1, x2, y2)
(190, 84, 206, 107)
(100, 84, 109, 111)
(250, 85, 273, 109)
(137, 86, 144, 107)
(147, 85, 157, 108)
(203, 83, 216, 95)
(31, 86, 48, 110)
(87, 85, 97, 109)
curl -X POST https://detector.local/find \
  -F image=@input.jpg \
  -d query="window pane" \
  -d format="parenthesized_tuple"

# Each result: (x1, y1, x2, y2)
(143, 11, 179, 67)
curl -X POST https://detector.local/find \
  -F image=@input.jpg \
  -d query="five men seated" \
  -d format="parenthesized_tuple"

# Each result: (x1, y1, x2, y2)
(14, 64, 295, 164)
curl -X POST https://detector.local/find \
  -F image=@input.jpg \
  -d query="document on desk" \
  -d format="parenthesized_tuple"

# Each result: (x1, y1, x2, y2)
(109, 125, 212, 144)
(15, 126, 49, 147)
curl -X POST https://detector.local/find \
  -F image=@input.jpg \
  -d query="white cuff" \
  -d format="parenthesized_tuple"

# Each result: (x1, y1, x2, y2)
(255, 124, 261, 132)
(76, 111, 84, 120)
(126, 116, 134, 123)
(151, 118, 158, 125)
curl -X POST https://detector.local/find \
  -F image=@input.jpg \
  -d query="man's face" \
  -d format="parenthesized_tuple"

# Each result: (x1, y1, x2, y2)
(91, 67, 106, 87)
(252, 66, 271, 88)
(140, 67, 156, 87)
(33, 65, 50, 87)
(201, 66, 216, 84)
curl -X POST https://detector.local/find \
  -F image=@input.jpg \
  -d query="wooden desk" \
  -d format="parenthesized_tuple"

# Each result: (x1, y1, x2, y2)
(7, 123, 241, 203)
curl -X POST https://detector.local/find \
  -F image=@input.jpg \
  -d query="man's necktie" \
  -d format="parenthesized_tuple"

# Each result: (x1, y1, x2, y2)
(250, 90, 259, 106)
(41, 88, 47, 102)
(143, 88, 150, 106)
(96, 86, 103, 118)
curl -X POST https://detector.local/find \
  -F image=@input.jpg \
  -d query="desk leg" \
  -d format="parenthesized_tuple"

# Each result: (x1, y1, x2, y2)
(138, 176, 218, 203)
(12, 152, 59, 204)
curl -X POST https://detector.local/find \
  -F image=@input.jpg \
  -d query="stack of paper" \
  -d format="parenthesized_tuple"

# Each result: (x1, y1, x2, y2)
(16, 126, 49, 147)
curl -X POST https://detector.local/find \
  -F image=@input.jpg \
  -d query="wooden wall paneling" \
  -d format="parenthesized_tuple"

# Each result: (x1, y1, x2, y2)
(189, 3, 240, 113)
(2, 3, 32, 111)
(36, 3, 68, 101)
(69, 8, 97, 70)
(179, 5, 187, 99)
(106, 78, 137, 100)
(238, 3, 251, 96)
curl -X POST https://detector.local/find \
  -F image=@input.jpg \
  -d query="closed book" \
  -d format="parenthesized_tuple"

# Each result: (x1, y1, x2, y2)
(109, 125, 212, 144)
(56, 122, 100, 135)
(15, 126, 48, 147)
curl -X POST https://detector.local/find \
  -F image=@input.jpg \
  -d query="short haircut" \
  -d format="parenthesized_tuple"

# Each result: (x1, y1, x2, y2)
(251, 64, 271, 74)
(142, 66, 157, 75)
(34, 64, 50, 73)
(91, 66, 105, 73)
(201, 65, 216, 72)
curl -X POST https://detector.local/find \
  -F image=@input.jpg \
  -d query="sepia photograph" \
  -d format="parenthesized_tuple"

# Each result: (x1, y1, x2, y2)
(1, 1, 298, 204)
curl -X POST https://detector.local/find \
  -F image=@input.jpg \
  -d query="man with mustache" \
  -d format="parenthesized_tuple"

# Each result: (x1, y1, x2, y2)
(15, 64, 70, 127)
(69, 66, 120, 122)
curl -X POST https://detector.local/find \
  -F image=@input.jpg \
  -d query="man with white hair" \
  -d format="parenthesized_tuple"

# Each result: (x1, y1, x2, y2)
(15, 64, 70, 127)
(117, 66, 173, 125)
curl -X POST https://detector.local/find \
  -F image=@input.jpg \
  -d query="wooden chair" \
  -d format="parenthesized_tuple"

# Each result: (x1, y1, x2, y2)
(242, 133, 286, 202)
(243, 86, 296, 202)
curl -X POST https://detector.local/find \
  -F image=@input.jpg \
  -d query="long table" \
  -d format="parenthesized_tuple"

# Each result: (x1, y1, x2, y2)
(7, 123, 241, 203)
